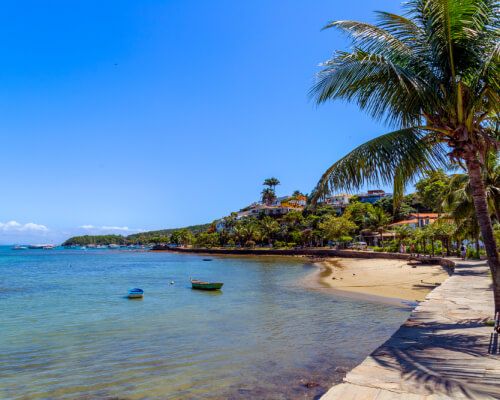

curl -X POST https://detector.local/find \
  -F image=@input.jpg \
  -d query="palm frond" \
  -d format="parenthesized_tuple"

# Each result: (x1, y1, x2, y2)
(311, 50, 435, 127)
(311, 128, 448, 203)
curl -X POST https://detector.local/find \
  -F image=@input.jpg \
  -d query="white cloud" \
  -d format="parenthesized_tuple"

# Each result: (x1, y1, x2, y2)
(0, 220, 48, 232)
(101, 226, 131, 231)
(79, 224, 95, 229)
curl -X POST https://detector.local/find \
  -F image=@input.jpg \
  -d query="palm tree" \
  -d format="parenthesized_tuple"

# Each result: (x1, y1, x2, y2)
(263, 177, 280, 191)
(367, 207, 392, 246)
(392, 224, 414, 246)
(310, 1, 500, 312)
(259, 216, 280, 245)
(261, 188, 277, 205)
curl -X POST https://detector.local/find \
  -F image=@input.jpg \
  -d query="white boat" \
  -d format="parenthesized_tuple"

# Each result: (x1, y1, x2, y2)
(28, 244, 55, 249)
(12, 245, 27, 250)
(108, 244, 120, 249)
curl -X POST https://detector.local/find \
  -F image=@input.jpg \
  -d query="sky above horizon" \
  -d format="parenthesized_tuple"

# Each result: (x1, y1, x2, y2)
(1, 0, 402, 244)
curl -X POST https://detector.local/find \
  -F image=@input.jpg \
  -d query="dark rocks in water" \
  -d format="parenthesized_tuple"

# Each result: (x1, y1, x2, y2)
(303, 381, 320, 389)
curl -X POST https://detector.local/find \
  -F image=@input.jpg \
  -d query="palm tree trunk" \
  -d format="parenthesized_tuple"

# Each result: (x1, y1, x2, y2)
(466, 158, 500, 314)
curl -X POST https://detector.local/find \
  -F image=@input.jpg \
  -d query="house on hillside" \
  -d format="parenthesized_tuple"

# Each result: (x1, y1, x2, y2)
(323, 193, 352, 214)
(279, 194, 307, 208)
(389, 213, 440, 229)
(358, 190, 391, 204)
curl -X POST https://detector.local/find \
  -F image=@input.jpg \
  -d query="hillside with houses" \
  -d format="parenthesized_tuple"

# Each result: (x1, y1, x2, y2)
(64, 167, 499, 258)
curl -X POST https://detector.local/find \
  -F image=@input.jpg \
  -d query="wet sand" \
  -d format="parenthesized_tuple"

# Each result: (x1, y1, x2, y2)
(304, 257, 451, 303)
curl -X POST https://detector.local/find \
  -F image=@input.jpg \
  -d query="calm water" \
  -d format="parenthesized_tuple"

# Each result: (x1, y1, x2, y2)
(0, 247, 410, 399)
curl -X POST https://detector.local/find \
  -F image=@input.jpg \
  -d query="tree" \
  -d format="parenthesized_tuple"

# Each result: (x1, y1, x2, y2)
(415, 169, 451, 212)
(178, 230, 194, 246)
(195, 232, 220, 248)
(344, 201, 375, 230)
(263, 177, 280, 191)
(375, 195, 416, 221)
(392, 224, 414, 246)
(319, 214, 357, 245)
(259, 216, 280, 245)
(261, 188, 277, 205)
(367, 207, 392, 245)
(310, 1, 500, 312)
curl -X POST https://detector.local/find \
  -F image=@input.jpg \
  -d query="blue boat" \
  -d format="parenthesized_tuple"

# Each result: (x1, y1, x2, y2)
(128, 288, 144, 299)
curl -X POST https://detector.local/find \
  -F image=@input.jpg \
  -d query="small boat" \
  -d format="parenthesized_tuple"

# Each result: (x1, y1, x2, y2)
(12, 245, 27, 250)
(191, 279, 223, 291)
(202, 258, 212, 261)
(127, 288, 144, 299)
(108, 244, 120, 249)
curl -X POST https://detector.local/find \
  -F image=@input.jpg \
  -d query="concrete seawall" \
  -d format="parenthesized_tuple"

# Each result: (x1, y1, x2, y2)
(152, 246, 417, 260)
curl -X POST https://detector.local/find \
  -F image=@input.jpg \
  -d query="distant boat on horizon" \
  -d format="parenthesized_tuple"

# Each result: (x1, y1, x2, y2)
(12, 245, 28, 250)
(28, 244, 55, 250)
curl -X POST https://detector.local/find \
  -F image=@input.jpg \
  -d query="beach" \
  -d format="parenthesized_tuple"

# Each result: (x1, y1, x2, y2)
(306, 257, 451, 303)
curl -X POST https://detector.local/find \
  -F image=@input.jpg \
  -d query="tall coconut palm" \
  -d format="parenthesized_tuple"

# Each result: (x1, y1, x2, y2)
(263, 177, 281, 191)
(310, 0, 500, 312)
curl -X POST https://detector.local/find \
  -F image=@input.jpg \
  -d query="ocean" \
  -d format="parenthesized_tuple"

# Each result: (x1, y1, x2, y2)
(0, 247, 410, 399)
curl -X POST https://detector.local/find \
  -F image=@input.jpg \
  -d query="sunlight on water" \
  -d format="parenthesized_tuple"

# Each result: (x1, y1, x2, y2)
(0, 247, 410, 399)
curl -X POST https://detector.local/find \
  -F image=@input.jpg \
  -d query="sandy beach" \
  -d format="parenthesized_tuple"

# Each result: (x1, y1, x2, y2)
(306, 257, 451, 302)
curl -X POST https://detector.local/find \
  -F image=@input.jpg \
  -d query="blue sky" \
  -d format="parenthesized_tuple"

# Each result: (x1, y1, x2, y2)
(0, 0, 402, 244)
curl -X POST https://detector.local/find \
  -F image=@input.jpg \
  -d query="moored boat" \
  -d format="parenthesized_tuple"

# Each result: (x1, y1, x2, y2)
(191, 279, 223, 291)
(127, 288, 144, 299)
(12, 245, 27, 250)
(28, 244, 55, 249)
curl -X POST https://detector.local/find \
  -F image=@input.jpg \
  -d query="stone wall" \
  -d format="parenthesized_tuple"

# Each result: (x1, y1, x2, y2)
(152, 245, 420, 261)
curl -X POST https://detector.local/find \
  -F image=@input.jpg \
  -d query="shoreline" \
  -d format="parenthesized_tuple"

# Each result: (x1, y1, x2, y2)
(304, 257, 452, 303)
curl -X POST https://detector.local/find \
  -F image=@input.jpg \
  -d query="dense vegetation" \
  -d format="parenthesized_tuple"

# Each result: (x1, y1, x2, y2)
(63, 162, 500, 256)
(62, 223, 210, 246)
(62, 235, 129, 246)
(158, 162, 499, 259)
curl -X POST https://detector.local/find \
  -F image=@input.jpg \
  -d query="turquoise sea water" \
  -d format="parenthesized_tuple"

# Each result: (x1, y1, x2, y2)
(0, 247, 410, 399)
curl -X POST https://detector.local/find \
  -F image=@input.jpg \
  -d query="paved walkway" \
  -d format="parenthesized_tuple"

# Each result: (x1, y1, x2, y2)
(321, 259, 500, 400)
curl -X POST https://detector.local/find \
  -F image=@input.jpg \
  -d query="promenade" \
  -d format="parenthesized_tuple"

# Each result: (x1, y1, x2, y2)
(321, 259, 500, 400)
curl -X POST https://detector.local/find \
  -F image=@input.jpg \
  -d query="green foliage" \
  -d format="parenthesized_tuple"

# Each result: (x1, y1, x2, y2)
(494, 224, 500, 248)
(261, 188, 277, 205)
(62, 235, 127, 246)
(344, 201, 375, 229)
(127, 223, 210, 243)
(375, 195, 416, 220)
(195, 232, 220, 248)
(319, 214, 357, 243)
(415, 170, 451, 212)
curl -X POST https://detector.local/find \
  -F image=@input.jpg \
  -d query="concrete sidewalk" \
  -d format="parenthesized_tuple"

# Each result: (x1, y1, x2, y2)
(321, 259, 500, 400)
